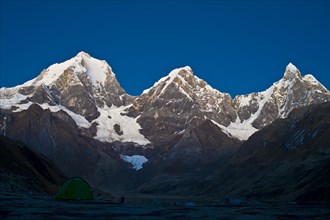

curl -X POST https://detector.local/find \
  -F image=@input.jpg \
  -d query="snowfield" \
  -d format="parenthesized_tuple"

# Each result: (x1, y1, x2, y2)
(120, 155, 149, 170)
(93, 105, 150, 145)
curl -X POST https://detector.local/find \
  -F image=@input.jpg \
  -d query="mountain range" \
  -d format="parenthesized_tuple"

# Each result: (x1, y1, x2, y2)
(1, 51, 329, 201)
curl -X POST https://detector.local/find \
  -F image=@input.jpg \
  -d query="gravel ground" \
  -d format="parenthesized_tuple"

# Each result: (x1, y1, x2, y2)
(1, 193, 330, 220)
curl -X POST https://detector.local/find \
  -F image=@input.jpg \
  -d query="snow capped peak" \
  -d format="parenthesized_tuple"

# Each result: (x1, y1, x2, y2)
(140, 65, 228, 117)
(76, 51, 92, 59)
(286, 62, 298, 72)
(78, 53, 114, 85)
(142, 66, 193, 94)
(167, 66, 193, 77)
(179, 65, 192, 72)
(280, 64, 329, 93)
(283, 62, 302, 80)
(142, 65, 221, 98)
(0, 52, 126, 118)
(27, 52, 115, 87)
(183, 65, 192, 71)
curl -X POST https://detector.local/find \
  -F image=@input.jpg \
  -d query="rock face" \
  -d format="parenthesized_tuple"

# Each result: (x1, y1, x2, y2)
(0, 52, 329, 194)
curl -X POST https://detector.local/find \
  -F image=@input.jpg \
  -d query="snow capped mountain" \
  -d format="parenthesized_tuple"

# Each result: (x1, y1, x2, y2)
(0, 52, 149, 145)
(25, 51, 112, 87)
(228, 63, 330, 139)
(138, 66, 235, 121)
(276, 63, 330, 117)
(1, 52, 330, 193)
(0, 51, 128, 114)
(126, 66, 237, 146)
(2, 53, 328, 145)
(130, 62, 330, 141)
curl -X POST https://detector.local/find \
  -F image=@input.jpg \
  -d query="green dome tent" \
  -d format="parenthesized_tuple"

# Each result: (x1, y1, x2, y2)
(55, 177, 94, 200)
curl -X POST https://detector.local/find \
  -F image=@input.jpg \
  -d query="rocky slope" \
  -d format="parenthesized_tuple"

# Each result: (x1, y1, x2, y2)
(136, 102, 330, 202)
(195, 102, 330, 202)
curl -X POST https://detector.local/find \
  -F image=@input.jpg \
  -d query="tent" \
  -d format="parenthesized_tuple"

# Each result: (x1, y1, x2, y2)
(55, 177, 94, 200)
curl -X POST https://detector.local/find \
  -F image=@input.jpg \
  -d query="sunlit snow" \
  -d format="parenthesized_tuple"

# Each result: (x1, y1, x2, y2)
(5, 51, 113, 88)
(77, 52, 110, 85)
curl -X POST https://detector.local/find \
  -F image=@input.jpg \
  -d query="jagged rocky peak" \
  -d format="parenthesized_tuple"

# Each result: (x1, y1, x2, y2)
(127, 66, 237, 145)
(279, 62, 328, 93)
(142, 66, 194, 96)
(273, 62, 329, 96)
(142, 65, 226, 100)
(232, 62, 330, 134)
(166, 66, 198, 84)
(283, 62, 302, 81)
(169, 65, 193, 76)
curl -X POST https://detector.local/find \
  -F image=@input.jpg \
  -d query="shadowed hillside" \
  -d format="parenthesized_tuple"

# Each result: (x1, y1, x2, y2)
(0, 136, 65, 195)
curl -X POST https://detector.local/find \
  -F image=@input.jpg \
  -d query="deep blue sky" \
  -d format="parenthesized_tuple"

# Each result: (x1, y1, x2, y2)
(1, 0, 329, 97)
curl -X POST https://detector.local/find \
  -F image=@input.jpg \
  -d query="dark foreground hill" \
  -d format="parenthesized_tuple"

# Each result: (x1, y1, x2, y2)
(0, 136, 65, 195)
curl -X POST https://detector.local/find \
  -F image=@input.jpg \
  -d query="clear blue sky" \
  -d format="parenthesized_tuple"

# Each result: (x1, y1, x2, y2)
(1, 0, 329, 97)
